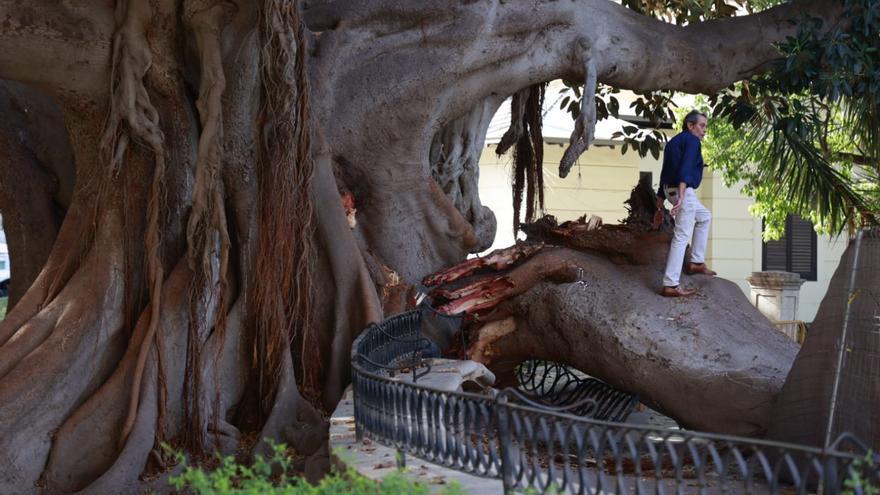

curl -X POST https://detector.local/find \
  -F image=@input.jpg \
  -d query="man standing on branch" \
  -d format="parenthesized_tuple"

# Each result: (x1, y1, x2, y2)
(656, 110, 716, 297)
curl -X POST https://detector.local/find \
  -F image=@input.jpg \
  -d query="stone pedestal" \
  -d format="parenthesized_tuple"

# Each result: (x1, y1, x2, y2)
(746, 271, 805, 322)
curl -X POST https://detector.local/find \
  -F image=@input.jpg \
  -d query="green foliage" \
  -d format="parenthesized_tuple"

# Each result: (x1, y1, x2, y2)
(167, 442, 463, 495)
(843, 451, 880, 495)
(707, 0, 880, 235)
(0, 297, 6, 320)
(555, 0, 880, 235)
(700, 97, 856, 239)
(559, 81, 672, 160)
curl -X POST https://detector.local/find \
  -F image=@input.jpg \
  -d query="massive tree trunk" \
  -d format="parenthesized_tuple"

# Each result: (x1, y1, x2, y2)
(0, 81, 74, 308)
(0, 0, 842, 492)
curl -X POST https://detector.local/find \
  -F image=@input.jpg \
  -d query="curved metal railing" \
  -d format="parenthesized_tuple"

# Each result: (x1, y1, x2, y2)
(350, 309, 880, 494)
(516, 359, 638, 422)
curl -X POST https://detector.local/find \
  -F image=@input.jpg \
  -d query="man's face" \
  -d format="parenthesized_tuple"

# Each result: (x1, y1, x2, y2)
(687, 115, 708, 140)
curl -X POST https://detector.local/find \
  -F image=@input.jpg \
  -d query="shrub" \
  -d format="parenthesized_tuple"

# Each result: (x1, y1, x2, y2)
(843, 452, 879, 495)
(168, 442, 463, 495)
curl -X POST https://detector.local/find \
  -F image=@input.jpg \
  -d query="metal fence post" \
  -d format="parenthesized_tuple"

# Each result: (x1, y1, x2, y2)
(825, 229, 864, 450)
(496, 392, 515, 494)
(353, 372, 363, 442)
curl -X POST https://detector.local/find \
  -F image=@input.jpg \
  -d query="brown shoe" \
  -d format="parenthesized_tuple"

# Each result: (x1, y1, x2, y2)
(685, 263, 716, 276)
(661, 286, 697, 297)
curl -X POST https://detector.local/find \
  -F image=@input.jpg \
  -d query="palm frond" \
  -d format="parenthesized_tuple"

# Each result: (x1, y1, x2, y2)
(743, 108, 878, 234)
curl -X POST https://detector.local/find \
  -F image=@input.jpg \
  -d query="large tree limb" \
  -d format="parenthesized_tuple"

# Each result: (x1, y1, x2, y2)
(312, 0, 837, 281)
(317, 0, 837, 141)
(454, 242, 798, 437)
(422, 184, 795, 436)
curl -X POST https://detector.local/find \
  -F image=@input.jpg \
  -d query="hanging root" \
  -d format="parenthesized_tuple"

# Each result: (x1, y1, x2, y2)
(250, 0, 317, 411)
(99, 0, 170, 452)
(181, 0, 236, 456)
(526, 84, 545, 222)
(496, 88, 527, 156)
(559, 52, 598, 179)
(497, 84, 547, 234)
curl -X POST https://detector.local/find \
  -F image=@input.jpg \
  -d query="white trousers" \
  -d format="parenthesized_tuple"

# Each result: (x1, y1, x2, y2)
(663, 187, 711, 287)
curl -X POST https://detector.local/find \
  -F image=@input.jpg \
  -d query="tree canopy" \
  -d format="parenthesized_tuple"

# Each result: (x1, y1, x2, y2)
(569, 0, 880, 237)
(707, 0, 880, 236)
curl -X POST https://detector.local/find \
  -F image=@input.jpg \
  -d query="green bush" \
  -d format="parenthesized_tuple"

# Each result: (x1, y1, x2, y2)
(168, 442, 463, 495)
(843, 452, 879, 495)
(0, 297, 6, 320)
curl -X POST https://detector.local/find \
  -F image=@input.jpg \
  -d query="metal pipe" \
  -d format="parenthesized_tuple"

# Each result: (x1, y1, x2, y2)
(824, 229, 865, 450)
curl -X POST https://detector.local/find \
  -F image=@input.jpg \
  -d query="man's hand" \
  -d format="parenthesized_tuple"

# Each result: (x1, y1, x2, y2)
(670, 183, 687, 217)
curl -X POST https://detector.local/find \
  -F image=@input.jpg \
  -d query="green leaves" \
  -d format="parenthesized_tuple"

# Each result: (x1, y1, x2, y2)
(618, 0, 757, 24)
(557, 0, 880, 235)
(167, 441, 464, 495)
(705, 83, 878, 237)
(701, 0, 880, 235)
(560, 80, 672, 161)
(611, 127, 667, 160)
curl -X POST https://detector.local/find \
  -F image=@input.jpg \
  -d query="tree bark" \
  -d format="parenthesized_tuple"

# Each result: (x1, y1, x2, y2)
(307, 0, 839, 279)
(0, 80, 74, 308)
(0, 0, 848, 492)
(424, 188, 798, 438)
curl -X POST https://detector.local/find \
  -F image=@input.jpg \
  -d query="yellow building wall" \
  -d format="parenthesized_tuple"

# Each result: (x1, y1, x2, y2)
(478, 143, 641, 252)
(478, 143, 846, 323)
(695, 171, 757, 296)
(693, 169, 846, 322)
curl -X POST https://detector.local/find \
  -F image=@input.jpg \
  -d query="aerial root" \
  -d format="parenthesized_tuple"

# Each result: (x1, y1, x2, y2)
(496, 84, 547, 231)
(179, 0, 237, 455)
(559, 55, 597, 178)
(251, 0, 318, 409)
(103, 0, 171, 451)
(496, 87, 528, 155)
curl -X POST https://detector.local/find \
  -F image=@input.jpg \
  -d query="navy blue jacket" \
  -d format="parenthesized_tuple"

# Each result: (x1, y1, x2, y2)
(657, 131, 705, 198)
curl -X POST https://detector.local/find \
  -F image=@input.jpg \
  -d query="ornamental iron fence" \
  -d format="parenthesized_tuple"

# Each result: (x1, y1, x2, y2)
(350, 308, 880, 494)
